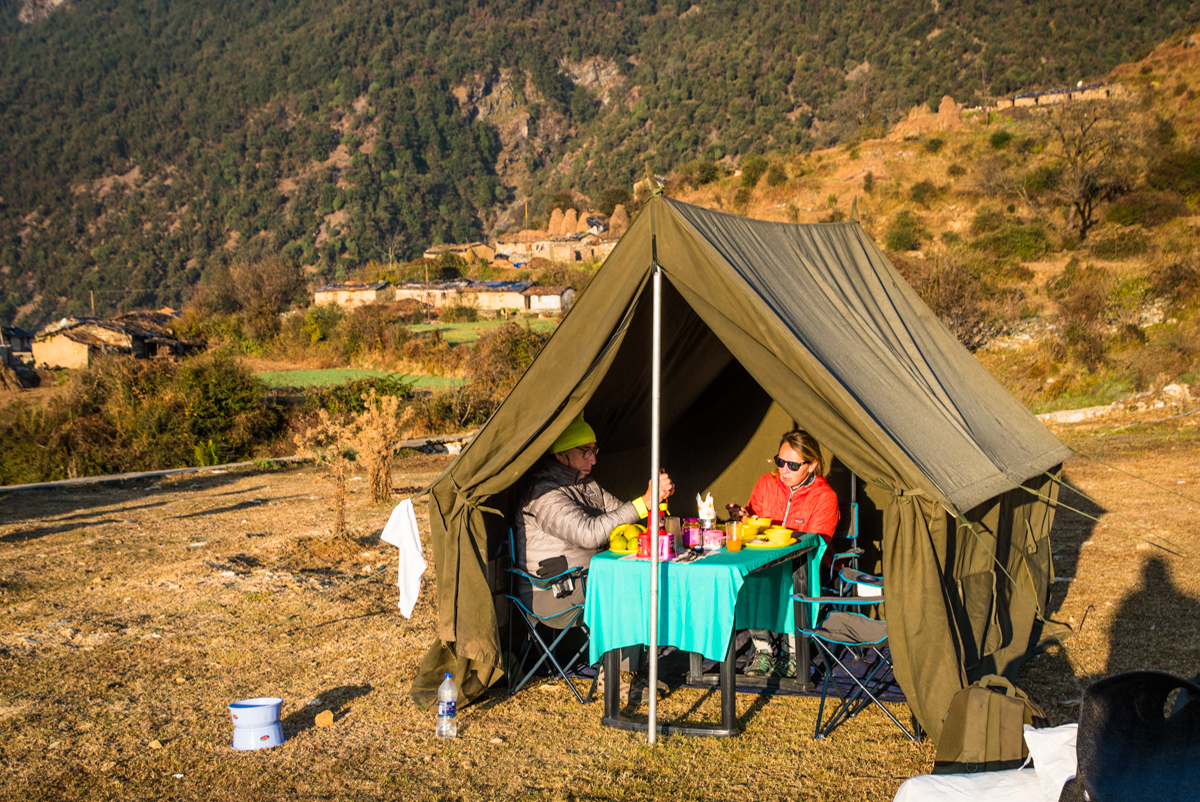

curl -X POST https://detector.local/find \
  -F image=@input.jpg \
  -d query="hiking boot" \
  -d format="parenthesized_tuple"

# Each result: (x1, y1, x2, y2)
(743, 650, 775, 677)
(596, 670, 635, 702)
(775, 654, 797, 679)
(628, 674, 669, 705)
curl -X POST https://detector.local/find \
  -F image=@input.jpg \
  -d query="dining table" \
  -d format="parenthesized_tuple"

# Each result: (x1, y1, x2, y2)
(584, 531, 826, 737)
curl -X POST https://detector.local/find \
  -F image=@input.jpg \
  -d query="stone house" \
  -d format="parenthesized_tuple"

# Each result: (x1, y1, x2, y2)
(31, 312, 195, 370)
(521, 286, 576, 313)
(495, 233, 618, 266)
(464, 280, 533, 311)
(392, 280, 574, 313)
(1, 325, 34, 367)
(313, 281, 396, 308)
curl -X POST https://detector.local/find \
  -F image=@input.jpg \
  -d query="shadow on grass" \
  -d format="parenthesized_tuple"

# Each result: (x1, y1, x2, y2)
(171, 495, 308, 519)
(0, 469, 253, 526)
(282, 683, 373, 737)
(0, 518, 125, 544)
(1045, 476, 1105, 621)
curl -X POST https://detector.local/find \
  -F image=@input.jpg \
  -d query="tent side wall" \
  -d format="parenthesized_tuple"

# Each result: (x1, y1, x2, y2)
(883, 469, 1062, 740)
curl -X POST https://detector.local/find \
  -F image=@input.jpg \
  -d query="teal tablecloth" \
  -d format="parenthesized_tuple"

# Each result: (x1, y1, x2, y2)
(584, 532, 824, 664)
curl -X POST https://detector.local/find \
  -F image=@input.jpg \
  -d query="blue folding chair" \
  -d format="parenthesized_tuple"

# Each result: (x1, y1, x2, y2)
(826, 501, 862, 592)
(504, 529, 598, 704)
(795, 567, 921, 741)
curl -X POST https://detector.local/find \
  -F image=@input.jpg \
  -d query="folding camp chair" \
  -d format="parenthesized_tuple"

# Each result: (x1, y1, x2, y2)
(826, 501, 862, 593)
(503, 529, 598, 704)
(795, 567, 921, 741)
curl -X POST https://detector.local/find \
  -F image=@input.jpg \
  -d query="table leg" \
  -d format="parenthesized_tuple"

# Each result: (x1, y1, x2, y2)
(792, 559, 813, 692)
(688, 651, 703, 684)
(603, 649, 620, 719)
(721, 629, 737, 732)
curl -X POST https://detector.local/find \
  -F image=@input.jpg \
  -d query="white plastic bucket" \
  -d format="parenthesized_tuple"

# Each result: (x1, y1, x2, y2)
(232, 722, 285, 751)
(228, 697, 283, 728)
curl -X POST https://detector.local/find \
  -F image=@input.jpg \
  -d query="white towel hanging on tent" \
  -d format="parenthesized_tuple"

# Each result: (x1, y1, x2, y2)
(380, 498, 426, 618)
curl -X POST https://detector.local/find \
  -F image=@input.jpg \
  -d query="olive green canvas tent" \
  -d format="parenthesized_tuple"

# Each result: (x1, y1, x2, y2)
(411, 197, 1071, 741)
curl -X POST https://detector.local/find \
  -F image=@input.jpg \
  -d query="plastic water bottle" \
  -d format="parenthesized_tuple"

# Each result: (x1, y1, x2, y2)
(435, 673, 457, 739)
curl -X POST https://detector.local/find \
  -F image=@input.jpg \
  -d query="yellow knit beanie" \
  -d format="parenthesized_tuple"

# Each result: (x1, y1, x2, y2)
(550, 414, 596, 453)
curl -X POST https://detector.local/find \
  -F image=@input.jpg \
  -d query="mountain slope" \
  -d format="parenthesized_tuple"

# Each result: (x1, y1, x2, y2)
(2, 0, 1197, 326)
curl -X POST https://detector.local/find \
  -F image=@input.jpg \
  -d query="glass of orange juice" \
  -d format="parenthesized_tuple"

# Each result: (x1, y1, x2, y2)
(725, 521, 742, 551)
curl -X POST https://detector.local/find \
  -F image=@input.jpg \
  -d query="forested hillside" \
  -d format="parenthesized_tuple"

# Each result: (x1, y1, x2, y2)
(2, 0, 1197, 326)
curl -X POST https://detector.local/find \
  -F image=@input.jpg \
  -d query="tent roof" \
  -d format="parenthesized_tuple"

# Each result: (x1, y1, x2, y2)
(662, 200, 1072, 511)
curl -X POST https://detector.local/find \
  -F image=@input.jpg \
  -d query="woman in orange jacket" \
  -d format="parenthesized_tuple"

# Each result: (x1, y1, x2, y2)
(730, 429, 839, 678)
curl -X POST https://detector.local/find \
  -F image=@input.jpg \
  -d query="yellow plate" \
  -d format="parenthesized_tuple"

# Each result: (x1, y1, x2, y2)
(610, 545, 638, 554)
(745, 537, 797, 549)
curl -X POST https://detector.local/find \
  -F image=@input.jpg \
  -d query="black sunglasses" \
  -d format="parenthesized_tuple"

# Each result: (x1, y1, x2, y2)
(773, 455, 808, 471)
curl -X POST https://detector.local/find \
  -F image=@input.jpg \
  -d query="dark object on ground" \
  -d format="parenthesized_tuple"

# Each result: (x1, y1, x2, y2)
(1074, 670, 1200, 800)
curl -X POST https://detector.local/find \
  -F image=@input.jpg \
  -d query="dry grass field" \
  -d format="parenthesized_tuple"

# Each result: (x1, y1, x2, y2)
(1, 408, 1198, 801)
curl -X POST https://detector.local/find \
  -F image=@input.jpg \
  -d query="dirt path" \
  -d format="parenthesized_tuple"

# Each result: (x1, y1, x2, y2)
(1, 419, 1198, 800)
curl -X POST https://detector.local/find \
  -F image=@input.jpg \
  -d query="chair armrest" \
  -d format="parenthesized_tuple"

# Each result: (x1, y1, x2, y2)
(508, 565, 584, 588)
(792, 594, 885, 605)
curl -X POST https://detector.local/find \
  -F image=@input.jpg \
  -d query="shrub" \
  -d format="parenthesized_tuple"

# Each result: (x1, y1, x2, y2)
(923, 137, 945, 154)
(678, 160, 722, 188)
(1147, 147, 1200, 196)
(440, 302, 479, 323)
(304, 375, 416, 415)
(466, 322, 553, 405)
(1088, 229, 1150, 260)
(1017, 164, 1061, 198)
(0, 353, 286, 483)
(884, 211, 925, 252)
(1105, 191, 1187, 227)
(599, 186, 631, 215)
(1047, 261, 1111, 371)
(972, 222, 1051, 260)
(863, 171, 875, 193)
(1149, 258, 1200, 310)
(947, 163, 966, 177)
(989, 130, 1013, 150)
(969, 206, 1006, 236)
(909, 180, 941, 207)
(765, 162, 788, 187)
(303, 303, 345, 343)
(1015, 137, 1043, 154)
(339, 303, 411, 359)
(740, 154, 769, 188)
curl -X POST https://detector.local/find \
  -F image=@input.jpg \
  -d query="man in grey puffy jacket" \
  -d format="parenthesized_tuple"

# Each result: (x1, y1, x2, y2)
(516, 413, 675, 625)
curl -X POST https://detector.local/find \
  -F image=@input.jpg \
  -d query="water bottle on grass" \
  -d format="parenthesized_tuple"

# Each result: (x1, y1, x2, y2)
(436, 673, 457, 739)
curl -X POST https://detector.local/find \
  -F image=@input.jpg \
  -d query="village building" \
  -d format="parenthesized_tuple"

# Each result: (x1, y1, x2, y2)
(464, 280, 533, 311)
(1, 325, 34, 367)
(422, 242, 497, 263)
(521, 285, 576, 313)
(391, 280, 534, 312)
(494, 233, 618, 266)
(31, 312, 196, 370)
(313, 281, 396, 308)
(386, 280, 576, 313)
(1005, 82, 1115, 108)
(391, 280, 472, 310)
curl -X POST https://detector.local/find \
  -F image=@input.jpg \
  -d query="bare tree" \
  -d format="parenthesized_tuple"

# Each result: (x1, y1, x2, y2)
(1043, 101, 1139, 241)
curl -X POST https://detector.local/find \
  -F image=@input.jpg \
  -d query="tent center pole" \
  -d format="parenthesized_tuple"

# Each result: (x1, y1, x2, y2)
(648, 245, 662, 742)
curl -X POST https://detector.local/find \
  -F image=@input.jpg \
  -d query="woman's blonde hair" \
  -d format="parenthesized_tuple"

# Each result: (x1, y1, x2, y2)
(777, 429, 825, 477)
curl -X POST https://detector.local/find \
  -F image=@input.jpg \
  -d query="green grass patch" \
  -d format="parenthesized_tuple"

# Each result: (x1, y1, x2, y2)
(408, 318, 558, 345)
(256, 368, 464, 388)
